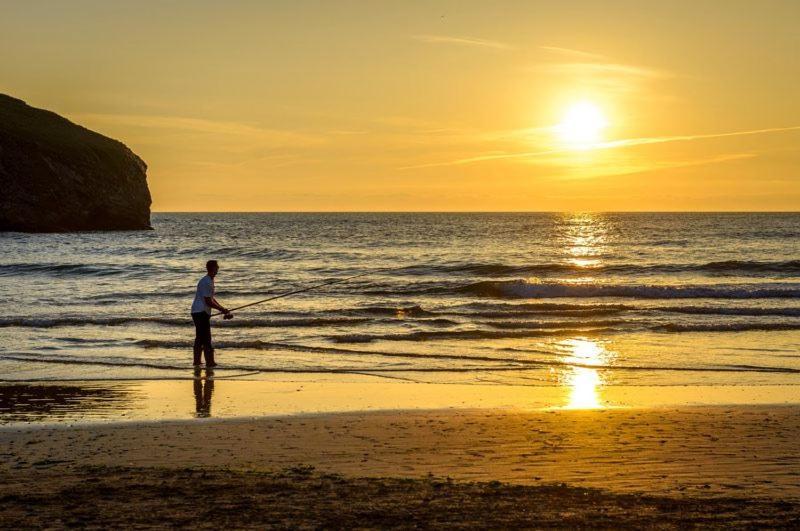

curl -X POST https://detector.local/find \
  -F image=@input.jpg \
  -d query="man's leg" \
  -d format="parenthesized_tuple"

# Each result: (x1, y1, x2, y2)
(191, 313, 203, 365)
(200, 313, 216, 366)
(204, 345, 216, 366)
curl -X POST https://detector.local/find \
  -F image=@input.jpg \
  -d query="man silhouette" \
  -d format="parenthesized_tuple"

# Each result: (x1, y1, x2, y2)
(190, 260, 232, 367)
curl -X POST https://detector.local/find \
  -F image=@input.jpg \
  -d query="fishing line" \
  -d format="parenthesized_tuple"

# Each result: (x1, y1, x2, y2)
(210, 271, 373, 317)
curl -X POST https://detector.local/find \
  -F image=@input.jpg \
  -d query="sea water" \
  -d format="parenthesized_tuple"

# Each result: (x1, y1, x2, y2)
(1, 213, 799, 410)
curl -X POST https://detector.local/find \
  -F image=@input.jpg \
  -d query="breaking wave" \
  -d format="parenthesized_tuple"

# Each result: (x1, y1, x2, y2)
(657, 306, 800, 317)
(330, 327, 616, 344)
(0, 316, 374, 329)
(2, 348, 798, 378)
(396, 259, 800, 277)
(654, 322, 800, 333)
(460, 279, 800, 299)
(0, 262, 187, 278)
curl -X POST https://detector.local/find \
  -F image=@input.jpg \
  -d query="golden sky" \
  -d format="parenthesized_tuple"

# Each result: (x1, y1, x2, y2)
(2, 0, 799, 211)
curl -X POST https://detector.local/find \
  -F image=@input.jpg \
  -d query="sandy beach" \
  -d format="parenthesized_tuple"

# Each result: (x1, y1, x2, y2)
(2, 405, 800, 527)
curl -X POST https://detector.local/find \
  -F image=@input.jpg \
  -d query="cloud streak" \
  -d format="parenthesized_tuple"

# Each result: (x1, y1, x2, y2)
(536, 61, 667, 80)
(538, 46, 607, 61)
(557, 153, 757, 181)
(600, 125, 800, 150)
(412, 34, 513, 50)
(403, 125, 800, 169)
(71, 113, 326, 147)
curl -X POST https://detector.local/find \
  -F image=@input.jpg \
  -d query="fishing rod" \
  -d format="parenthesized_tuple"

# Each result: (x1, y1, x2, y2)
(210, 271, 372, 317)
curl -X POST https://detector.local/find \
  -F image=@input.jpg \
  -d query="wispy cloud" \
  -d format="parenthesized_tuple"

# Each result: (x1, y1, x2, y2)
(528, 60, 669, 97)
(402, 125, 800, 169)
(412, 34, 513, 50)
(556, 153, 757, 181)
(600, 125, 800, 149)
(539, 46, 606, 61)
(187, 153, 303, 170)
(537, 61, 666, 80)
(401, 148, 557, 169)
(72, 113, 326, 147)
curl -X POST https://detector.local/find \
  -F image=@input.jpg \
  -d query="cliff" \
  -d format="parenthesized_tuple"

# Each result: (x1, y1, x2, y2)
(0, 94, 151, 232)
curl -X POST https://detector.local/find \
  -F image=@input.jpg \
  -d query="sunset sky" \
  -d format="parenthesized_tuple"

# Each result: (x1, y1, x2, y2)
(2, 0, 799, 211)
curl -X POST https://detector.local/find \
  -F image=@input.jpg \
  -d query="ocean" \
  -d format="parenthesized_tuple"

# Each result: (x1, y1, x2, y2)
(1, 212, 799, 406)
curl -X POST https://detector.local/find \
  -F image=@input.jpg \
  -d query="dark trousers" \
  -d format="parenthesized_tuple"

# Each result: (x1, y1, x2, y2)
(191, 312, 215, 365)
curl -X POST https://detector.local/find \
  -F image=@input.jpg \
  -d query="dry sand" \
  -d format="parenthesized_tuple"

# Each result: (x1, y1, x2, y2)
(2, 406, 800, 527)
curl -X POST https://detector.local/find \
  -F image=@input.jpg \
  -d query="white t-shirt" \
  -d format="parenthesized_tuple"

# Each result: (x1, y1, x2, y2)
(191, 275, 215, 314)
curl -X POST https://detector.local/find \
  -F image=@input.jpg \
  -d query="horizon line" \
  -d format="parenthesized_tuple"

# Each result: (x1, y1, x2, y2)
(150, 210, 800, 214)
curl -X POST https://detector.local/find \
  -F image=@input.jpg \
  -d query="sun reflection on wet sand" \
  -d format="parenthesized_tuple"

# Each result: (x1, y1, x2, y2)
(562, 338, 609, 409)
(567, 367, 602, 409)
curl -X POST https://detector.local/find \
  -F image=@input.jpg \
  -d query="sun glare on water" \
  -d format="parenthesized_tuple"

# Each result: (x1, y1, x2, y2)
(556, 101, 608, 149)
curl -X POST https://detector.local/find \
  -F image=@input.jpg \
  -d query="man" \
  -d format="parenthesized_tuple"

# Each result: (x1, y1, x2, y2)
(191, 260, 233, 367)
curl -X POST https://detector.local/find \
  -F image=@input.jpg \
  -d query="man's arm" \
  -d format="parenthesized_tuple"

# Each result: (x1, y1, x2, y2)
(204, 296, 230, 314)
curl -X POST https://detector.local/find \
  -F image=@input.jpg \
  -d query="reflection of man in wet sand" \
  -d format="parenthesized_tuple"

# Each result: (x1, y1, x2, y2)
(193, 368, 214, 418)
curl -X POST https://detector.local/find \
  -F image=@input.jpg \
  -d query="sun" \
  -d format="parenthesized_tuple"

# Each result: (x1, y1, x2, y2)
(556, 101, 608, 149)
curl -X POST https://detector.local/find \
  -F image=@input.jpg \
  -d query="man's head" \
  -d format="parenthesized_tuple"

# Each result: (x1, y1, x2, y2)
(206, 260, 219, 277)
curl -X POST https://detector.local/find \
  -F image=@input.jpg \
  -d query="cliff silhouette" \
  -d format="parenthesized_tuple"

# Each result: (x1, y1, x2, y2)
(0, 94, 151, 232)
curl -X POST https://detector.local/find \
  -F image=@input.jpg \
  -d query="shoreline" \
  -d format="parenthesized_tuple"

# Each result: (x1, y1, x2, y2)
(4, 400, 800, 432)
(3, 376, 800, 426)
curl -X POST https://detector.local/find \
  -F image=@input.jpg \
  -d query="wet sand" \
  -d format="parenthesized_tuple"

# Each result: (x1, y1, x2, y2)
(3, 377, 800, 424)
(2, 406, 800, 527)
